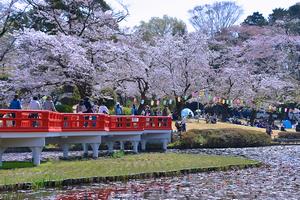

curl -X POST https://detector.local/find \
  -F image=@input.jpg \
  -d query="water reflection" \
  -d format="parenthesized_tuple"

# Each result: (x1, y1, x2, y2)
(0, 181, 174, 200)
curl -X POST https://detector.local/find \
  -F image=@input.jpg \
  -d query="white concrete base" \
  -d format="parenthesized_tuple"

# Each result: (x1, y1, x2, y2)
(82, 143, 89, 155)
(132, 141, 139, 153)
(141, 131, 171, 151)
(90, 143, 100, 158)
(107, 142, 114, 153)
(62, 144, 69, 159)
(120, 141, 124, 150)
(0, 147, 6, 167)
(141, 140, 146, 151)
(162, 139, 168, 151)
(30, 147, 43, 166)
(103, 134, 141, 153)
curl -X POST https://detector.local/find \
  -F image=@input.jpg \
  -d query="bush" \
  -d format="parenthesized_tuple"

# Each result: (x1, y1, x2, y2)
(0, 74, 9, 81)
(111, 150, 125, 158)
(55, 104, 73, 113)
(109, 106, 131, 115)
(169, 128, 271, 149)
(277, 132, 300, 139)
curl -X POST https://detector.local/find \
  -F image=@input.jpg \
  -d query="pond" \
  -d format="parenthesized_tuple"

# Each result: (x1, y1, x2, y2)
(1, 145, 300, 199)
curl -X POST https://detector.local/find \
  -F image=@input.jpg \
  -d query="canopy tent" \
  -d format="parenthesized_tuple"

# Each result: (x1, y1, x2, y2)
(181, 108, 194, 118)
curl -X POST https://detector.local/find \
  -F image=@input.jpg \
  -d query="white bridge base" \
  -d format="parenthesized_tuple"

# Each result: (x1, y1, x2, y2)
(0, 130, 171, 166)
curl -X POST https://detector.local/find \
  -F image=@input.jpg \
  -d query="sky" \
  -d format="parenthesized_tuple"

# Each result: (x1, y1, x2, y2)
(109, 0, 300, 31)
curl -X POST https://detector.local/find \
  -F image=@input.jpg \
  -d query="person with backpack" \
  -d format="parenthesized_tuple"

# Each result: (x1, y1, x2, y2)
(115, 102, 123, 115)
(9, 95, 22, 110)
(83, 97, 93, 113)
(81, 97, 93, 127)
(131, 104, 138, 115)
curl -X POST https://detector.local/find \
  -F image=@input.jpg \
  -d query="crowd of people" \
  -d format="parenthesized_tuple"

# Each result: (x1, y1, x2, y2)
(8, 95, 57, 111)
(7, 95, 172, 117)
(6, 95, 300, 134)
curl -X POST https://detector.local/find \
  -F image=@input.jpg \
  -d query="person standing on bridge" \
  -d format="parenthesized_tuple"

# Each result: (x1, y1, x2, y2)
(42, 96, 57, 112)
(83, 97, 93, 113)
(29, 96, 41, 127)
(98, 100, 109, 114)
(76, 100, 86, 113)
(131, 104, 138, 115)
(115, 102, 123, 115)
(82, 97, 94, 127)
(8, 95, 22, 126)
(29, 96, 41, 110)
(9, 95, 22, 110)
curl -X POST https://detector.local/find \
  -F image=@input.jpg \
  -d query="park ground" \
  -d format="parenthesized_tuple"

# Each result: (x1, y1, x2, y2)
(174, 120, 296, 138)
(1, 120, 296, 190)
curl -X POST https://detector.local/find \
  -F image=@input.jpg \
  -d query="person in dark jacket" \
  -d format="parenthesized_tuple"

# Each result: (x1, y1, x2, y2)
(83, 97, 93, 113)
(8, 95, 22, 126)
(115, 102, 123, 115)
(83, 97, 93, 127)
(9, 95, 22, 110)
(131, 104, 138, 115)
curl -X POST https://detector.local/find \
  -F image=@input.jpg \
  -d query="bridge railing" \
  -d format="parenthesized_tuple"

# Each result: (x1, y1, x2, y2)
(0, 109, 62, 132)
(0, 110, 172, 132)
(109, 116, 144, 131)
(61, 113, 109, 132)
(142, 116, 172, 130)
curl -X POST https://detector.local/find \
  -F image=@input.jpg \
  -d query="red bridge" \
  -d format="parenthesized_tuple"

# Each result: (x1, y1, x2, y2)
(0, 109, 172, 166)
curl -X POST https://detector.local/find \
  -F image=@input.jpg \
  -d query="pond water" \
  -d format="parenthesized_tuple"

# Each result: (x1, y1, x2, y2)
(1, 145, 300, 200)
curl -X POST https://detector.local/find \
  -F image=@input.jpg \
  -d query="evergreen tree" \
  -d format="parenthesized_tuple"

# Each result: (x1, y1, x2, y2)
(268, 8, 288, 24)
(243, 12, 267, 26)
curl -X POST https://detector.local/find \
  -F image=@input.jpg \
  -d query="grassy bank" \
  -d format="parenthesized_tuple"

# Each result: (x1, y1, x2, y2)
(170, 128, 271, 149)
(0, 153, 259, 187)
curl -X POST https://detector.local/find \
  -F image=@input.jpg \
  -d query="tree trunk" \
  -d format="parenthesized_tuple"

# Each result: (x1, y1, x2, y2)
(220, 104, 229, 122)
(250, 109, 257, 126)
(175, 97, 185, 120)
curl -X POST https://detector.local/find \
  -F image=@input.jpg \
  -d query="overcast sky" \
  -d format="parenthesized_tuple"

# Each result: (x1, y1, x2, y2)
(109, 0, 300, 31)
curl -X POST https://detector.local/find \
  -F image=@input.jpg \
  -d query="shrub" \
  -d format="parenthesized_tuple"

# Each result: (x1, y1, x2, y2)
(277, 132, 300, 139)
(0, 74, 9, 81)
(111, 150, 125, 158)
(55, 104, 73, 113)
(109, 106, 131, 115)
(169, 128, 271, 149)
(122, 107, 132, 115)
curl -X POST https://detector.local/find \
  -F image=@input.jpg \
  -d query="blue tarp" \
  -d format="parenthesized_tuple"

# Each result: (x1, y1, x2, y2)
(283, 120, 292, 129)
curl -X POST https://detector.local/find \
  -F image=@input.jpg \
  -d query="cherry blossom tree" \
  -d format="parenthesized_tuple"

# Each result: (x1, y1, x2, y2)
(151, 32, 212, 113)
(209, 25, 299, 121)
(7, 0, 127, 99)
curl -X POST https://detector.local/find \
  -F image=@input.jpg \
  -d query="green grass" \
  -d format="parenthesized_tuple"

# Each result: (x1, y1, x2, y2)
(0, 161, 35, 169)
(0, 153, 258, 186)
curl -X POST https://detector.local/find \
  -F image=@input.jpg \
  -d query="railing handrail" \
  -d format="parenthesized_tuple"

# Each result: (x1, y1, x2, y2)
(0, 109, 172, 132)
